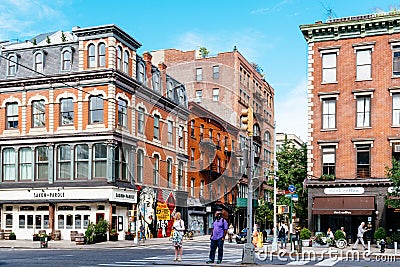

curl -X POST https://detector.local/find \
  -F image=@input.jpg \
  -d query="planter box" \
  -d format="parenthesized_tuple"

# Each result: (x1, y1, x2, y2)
(302, 239, 311, 247)
(33, 236, 40, 241)
(95, 235, 107, 243)
(9, 235, 16, 240)
(109, 235, 118, 241)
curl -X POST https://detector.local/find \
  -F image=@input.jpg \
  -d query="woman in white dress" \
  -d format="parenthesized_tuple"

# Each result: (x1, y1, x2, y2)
(172, 212, 185, 261)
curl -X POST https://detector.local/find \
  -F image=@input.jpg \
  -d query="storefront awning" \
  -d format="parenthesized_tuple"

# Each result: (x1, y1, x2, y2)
(312, 196, 374, 216)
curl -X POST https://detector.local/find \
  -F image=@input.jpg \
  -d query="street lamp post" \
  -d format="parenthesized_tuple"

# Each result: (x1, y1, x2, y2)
(272, 122, 278, 252)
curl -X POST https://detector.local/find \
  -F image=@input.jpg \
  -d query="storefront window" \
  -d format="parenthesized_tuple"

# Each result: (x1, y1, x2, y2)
(83, 215, 89, 229)
(19, 215, 25, 228)
(58, 215, 65, 229)
(44, 215, 49, 229)
(66, 214, 73, 229)
(27, 215, 33, 229)
(5, 214, 12, 228)
(35, 215, 42, 229)
(75, 215, 82, 229)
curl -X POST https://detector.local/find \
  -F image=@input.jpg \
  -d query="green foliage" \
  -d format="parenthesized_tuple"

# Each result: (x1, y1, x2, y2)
(95, 219, 109, 236)
(9, 232, 16, 238)
(334, 229, 345, 240)
(315, 233, 325, 244)
(85, 221, 95, 244)
(319, 174, 335, 181)
(385, 158, 400, 208)
(299, 228, 311, 240)
(255, 200, 273, 228)
(46, 36, 51, 44)
(32, 38, 37, 45)
(386, 236, 393, 245)
(199, 46, 209, 58)
(374, 227, 386, 240)
(276, 137, 307, 221)
(390, 232, 400, 243)
(61, 31, 67, 42)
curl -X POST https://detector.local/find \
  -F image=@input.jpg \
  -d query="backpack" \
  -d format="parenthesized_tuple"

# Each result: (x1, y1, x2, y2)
(278, 226, 285, 238)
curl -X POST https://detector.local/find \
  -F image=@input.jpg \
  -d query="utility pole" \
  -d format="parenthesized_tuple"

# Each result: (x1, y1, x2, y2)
(241, 108, 255, 264)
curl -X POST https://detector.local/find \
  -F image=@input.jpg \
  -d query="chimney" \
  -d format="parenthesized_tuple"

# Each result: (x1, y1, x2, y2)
(158, 62, 167, 96)
(143, 51, 153, 89)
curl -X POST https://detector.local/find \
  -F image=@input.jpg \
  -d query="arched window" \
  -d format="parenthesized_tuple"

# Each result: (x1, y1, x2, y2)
(98, 43, 106, 67)
(137, 150, 144, 183)
(88, 44, 95, 68)
(89, 95, 104, 124)
(62, 50, 72, 71)
(8, 55, 17, 75)
(117, 98, 128, 127)
(117, 46, 122, 70)
(167, 159, 173, 188)
(34, 52, 44, 72)
(137, 62, 145, 83)
(167, 81, 174, 99)
(264, 131, 271, 146)
(123, 50, 129, 73)
(153, 154, 159, 185)
(152, 72, 160, 93)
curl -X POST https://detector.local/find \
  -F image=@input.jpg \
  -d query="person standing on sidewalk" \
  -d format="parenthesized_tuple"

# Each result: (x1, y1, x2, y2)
(206, 210, 228, 264)
(352, 222, 369, 250)
(172, 212, 185, 261)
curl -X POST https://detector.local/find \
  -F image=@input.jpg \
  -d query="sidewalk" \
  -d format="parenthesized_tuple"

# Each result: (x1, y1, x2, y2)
(0, 234, 211, 250)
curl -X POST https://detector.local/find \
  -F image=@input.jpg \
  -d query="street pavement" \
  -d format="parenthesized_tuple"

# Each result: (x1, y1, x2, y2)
(1, 235, 400, 267)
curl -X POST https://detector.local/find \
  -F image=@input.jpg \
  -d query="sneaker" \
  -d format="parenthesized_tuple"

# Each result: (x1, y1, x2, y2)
(364, 248, 368, 250)
(216, 260, 221, 264)
(352, 248, 357, 250)
(206, 260, 214, 264)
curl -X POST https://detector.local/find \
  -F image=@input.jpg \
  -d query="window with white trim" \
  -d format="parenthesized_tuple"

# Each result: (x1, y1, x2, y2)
(123, 50, 129, 73)
(32, 100, 45, 127)
(75, 144, 89, 179)
(322, 146, 335, 175)
(117, 46, 122, 71)
(7, 54, 17, 76)
(153, 154, 159, 185)
(88, 44, 95, 68)
(60, 98, 74, 125)
(19, 147, 33, 180)
(118, 98, 128, 127)
(212, 88, 219, 101)
(6, 102, 18, 129)
(196, 68, 202, 81)
(3, 148, 16, 181)
(89, 95, 104, 124)
(58, 145, 71, 179)
(98, 43, 106, 67)
(153, 72, 161, 93)
(356, 49, 372, 80)
(356, 96, 371, 127)
(138, 62, 145, 83)
(356, 145, 370, 178)
(393, 93, 400, 126)
(322, 53, 337, 83)
(322, 98, 336, 129)
(393, 45, 400, 76)
(167, 159, 172, 188)
(36, 146, 48, 180)
(93, 143, 107, 178)
(153, 115, 160, 140)
(167, 120, 173, 145)
(195, 90, 202, 102)
(137, 150, 144, 183)
(178, 162, 183, 189)
(138, 107, 145, 134)
(34, 52, 44, 72)
(191, 178, 195, 197)
(213, 65, 219, 79)
(61, 49, 72, 71)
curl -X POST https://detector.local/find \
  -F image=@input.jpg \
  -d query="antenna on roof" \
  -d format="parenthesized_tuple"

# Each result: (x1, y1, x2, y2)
(320, 1, 337, 21)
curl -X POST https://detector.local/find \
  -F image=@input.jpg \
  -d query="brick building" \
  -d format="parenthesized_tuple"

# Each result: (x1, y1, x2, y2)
(300, 12, 400, 239)
(151, 48, 275, 229)
(187, 102, 239, 234)
(0, 25, 189, 240)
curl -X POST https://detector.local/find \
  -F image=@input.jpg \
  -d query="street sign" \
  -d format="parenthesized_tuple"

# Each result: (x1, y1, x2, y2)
(288, 185, 296, 193)
(285, 194, 298, 201)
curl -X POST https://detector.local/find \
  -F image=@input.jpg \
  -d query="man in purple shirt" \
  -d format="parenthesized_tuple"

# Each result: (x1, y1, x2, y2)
(206, 210, 228, 264)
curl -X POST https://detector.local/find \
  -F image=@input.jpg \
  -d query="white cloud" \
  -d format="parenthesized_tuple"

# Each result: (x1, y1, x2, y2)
(0, 1, 69, 40)
(275, 78, 308, 142)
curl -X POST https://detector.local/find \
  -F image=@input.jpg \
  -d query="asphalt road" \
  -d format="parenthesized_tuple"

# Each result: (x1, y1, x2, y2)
(0, 240, 398, 267)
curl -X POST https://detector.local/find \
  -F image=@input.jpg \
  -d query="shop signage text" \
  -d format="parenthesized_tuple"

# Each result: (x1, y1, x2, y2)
(156, 203, 170, 220)
(324, 187, 364, 195)
(111, 190, 137, 204)
(33, 192, 65, 198)
(333, 210, 352, 215)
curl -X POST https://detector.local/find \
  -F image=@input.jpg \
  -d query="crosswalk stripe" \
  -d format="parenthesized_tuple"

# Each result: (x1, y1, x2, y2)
(315, 257, 342, 266)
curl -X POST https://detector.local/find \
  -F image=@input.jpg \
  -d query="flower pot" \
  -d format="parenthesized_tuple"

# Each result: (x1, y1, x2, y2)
(109, 235, 118, 241)
(33, 236, 40, 241)
(9, 235, 16, 240)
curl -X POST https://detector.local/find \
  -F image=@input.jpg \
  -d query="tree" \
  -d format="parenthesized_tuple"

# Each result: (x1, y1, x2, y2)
(276, 136, 308, 222)
(255, 200, 273, 229)
(386, 157, 400, 208)
(199, 46, 209, 58)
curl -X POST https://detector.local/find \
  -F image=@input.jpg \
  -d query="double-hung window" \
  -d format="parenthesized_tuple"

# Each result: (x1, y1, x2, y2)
(3, 148, 16, 181)
(118, 98, 127, 128)
(356, 144, 370, 178)
(137, 150, 144, 183)
(75, 144, 89, 179)
(196, 68, 202, 81)
(89, 96, 103, 124)
(93, 144, 107, 178)
(88, 44, 95, 68)
(213, 65, 219, 79)
(356, 96, 371, 127)
(393, 45, 400, 76)
(167, 120, 173, 145)
(117, 46, 122, 71)
(62, 49, 72, 71)
(213, 88, 219, 101)
(138, 107, 145, 134)
(123, 51, 129, 73)
(58, 145, 71, 179)
(322, 98, 336, 129)
(356, 48, 372, 80)
(19, 148, 33, 180)
(60, 98, 74, 125)
(322, 53, 337, 83)
(195, 90, 202, 102)
(36, 146, 48, 180)
(393, 93, 400, 126)
(6, 102, 18, 129)
(153, 115, 160, 140)
(98, 43, 106, 67)
(34, 52, 44, 72)
(167, 159, 172, 188)
(153, 155, 159, 185)
(32, 100, 45, 127)
(322, 146, 336, 175)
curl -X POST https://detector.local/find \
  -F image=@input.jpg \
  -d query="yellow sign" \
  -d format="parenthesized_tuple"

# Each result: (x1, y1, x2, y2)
(156, 203, 170, 220)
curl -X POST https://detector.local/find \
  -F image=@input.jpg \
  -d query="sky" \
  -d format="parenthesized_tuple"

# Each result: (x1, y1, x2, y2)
(0, 0, 399, 142)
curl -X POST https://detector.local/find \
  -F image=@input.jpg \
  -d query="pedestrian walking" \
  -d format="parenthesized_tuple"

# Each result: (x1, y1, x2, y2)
(206, 210, 228, 264)
(352, 222, 369, 250)
(227, 224, 234, 243)
(172, 212, 185, 261)
(278, 224, 287, 249)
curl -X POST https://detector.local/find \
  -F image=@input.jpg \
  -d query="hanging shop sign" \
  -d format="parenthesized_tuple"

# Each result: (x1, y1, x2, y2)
(156, 203, 171, 220)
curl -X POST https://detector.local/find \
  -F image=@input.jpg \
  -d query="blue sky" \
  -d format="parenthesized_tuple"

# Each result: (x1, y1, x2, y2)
(1, 0, 399, 141)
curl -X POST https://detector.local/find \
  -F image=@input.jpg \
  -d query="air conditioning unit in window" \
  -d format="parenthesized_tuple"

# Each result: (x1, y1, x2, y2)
(395, 144, 400, 153)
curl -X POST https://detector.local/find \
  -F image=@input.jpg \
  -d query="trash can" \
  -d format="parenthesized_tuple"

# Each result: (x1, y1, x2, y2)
(40, 236, 48, 248)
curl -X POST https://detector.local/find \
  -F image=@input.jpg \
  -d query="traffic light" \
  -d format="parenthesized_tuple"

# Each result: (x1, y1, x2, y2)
(241, 108, 253, 136)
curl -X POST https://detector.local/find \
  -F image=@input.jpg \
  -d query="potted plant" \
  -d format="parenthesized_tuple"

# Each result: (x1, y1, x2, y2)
(374, 227, 386, 245)
(125, 230, 133, 240)
(109, 229, 119, 241)
(84, 222, 95, 244)
(300, 228, 312, 247)
(9, 232, 16, 240)
(334, 229, 345, 241)
(386, 236, 394, 249)
(94, 219, 109, 243)
(390, 232, 400, 248)
(33, 233, 40, 241)
(319, 174, 335, 181)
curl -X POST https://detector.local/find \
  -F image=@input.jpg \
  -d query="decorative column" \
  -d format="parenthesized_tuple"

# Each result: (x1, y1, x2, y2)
(49, 203, 55, 235)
